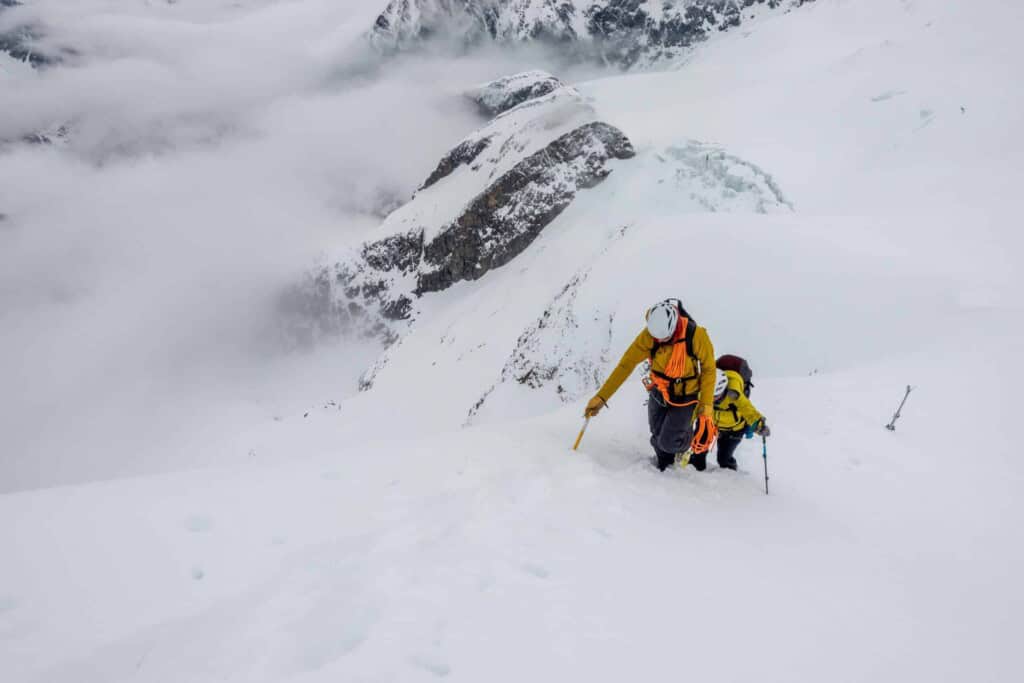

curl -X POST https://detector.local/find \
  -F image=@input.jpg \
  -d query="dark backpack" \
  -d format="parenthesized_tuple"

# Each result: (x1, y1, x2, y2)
(716, 354, 753, 397)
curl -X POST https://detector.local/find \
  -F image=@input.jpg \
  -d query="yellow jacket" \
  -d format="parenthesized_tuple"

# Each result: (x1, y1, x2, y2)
(713, 370, 763, 432)
(597, 325, 716, 412)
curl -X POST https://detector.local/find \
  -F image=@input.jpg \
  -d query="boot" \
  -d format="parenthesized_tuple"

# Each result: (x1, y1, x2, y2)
(656, 451, 675, 471)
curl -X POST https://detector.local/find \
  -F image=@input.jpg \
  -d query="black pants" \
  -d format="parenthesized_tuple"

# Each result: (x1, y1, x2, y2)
(690, 429, 744, 471)
(647, 391, 696, 471)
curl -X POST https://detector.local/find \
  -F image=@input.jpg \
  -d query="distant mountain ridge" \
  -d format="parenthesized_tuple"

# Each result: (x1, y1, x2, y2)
(369, 0, 814, 67)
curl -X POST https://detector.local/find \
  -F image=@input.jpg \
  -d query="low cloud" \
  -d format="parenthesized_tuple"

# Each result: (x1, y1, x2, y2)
(0, 0, 611, 490)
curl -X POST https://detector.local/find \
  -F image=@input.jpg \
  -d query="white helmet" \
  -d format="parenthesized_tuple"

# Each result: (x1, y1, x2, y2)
(646, 300, 679, 341)
(714, 369, 729, 400)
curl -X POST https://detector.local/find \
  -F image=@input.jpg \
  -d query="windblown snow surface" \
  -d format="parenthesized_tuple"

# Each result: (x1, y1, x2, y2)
(2, 1, 1024, 682)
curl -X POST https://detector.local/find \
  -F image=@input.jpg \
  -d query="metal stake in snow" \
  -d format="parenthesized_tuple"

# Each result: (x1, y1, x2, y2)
(572, 417, 590, 451)
(885, 385, 914, 431)
(761, 434, 769, 496)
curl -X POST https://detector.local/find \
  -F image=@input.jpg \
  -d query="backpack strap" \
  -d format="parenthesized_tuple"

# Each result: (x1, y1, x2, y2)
(682, 317, 696, 352)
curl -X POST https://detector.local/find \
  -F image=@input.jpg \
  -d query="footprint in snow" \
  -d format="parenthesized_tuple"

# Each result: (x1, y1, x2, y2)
(870, 89, 907, 102)
(409, 654, 451, 677)
(521, 562, 550, 579)
(0, 596, 17, 614)
(476, 573, 496, 592)
(184, 515, 214, 533)
(0, 597, 31, 642)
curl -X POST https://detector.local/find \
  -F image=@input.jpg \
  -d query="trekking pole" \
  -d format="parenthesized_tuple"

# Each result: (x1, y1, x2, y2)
(572, 417, 590, 451)
(761, 434, 769, 495)
(885, 385, 914, 431)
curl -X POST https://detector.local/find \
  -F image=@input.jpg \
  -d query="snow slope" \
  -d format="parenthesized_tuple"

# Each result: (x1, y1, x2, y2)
(3, 335, 1021, 682)
(2, 1, 1023, 682)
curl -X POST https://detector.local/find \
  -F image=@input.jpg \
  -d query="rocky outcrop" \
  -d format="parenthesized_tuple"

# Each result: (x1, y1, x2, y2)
(465, 265, 616, 424)
(20, 124, 70, 146)
(284, 79, 634, 347)
(0, 120, 71, 149)
(466, 70, 564, 117)
(0, 1, 83, 68)
(0, 29, 44, 67)
(418, 122, 633, 292)
(0, 2, 54, 67)
(368, 0, 817, 68)
(420, 136, 493, 190)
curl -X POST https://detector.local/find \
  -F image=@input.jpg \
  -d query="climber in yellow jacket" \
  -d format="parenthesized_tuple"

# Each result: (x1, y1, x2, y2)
(584, 299, 717, 471)
(709, 366, 769, 471)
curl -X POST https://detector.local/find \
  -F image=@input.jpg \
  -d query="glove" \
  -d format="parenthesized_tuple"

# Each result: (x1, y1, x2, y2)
(744, 424, 755, 439)
(584, 395, 607, 418)
(755, 419, 771, 437)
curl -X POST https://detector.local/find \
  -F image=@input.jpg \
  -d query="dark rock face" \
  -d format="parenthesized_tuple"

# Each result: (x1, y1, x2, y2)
(0, 2, 78, 67)
(467, 70, 564, 117)
(417, 122, 634, 293)
(420, 136, 492, 190)
(362, 231, 425, 274)
(279, 225, 424, 347)
(278, 260, 409, 349)
(369, 0, 816, 68)
(586, 1, 719, 65)
(0, 24, 48, 66)
(0, 0, 54, 68)
(20, 125, 70, 146)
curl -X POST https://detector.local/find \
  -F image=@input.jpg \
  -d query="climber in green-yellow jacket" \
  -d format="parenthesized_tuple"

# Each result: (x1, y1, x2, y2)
(708, 364, 769, 471)
(584, 298, 717, 471)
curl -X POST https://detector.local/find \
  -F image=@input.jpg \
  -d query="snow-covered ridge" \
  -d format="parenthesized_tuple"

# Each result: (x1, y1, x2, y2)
(369, 0, 815, 67)
(284, 72, 634, 346)
(465, 69, 564, 116)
